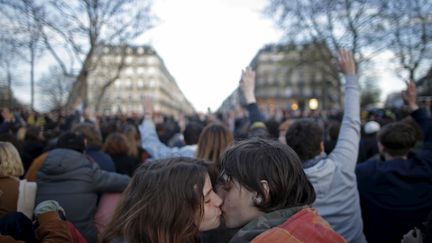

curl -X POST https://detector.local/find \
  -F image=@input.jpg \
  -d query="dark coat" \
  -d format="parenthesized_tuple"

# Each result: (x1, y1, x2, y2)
(22, 140, 46, 172)
(356, 109, 432, 243)
(111, 154, 140, 177)
(86, 146, 116, 172)
(36, 148, 130, 243)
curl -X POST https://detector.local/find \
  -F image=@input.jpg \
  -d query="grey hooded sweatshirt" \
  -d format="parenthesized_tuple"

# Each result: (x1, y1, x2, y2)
(303, 75, 366, 243)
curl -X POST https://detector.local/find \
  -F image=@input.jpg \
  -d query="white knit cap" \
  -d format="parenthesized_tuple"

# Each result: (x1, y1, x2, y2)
(364, 121, 380, 134)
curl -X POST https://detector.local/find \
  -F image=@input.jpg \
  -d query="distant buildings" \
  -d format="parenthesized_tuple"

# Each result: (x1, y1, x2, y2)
(0, 85, 21, 109)
(219, 42, 342, 114)
(87, 45, 194, 116)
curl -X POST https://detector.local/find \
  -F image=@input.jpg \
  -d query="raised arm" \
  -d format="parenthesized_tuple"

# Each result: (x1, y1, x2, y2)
(403, 81, 432, 146)
(92, 164, 130, 192)
(328, 50, 361, 172)
(139, 98, 194, 159)
(241, 67, 256, 104)
(139, 98, 171, 158)
(402, 80, 419, 113)
(240, 67, 265, 123)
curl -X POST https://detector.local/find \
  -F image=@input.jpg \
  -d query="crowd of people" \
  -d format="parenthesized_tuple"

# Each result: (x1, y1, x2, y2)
(0, 50, 431, 243)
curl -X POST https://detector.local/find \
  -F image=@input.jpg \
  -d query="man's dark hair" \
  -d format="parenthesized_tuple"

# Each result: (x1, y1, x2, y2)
(378, 122, 416, 157)
(248, 127, 271, 139)
(156, 118, 180, 145)
(327, 121, 340, 141)
(220, 138, 316, 213)
(183, 121, 204, 145)
(264, 120, 280, 140)
(285, 119, 323, 162)
(25, 126, 42, 141)
(56, 132, 85, 153)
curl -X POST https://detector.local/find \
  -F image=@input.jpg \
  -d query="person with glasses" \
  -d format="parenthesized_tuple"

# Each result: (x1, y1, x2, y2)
(217, 138, 345, 243)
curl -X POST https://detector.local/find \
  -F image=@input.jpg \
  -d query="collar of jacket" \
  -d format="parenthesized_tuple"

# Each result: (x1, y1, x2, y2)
(303, 153, 327, 169)
(229, 206, 307, 243)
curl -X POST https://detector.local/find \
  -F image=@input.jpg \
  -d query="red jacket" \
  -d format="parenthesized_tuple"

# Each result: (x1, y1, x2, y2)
(252, 208, 346, 243)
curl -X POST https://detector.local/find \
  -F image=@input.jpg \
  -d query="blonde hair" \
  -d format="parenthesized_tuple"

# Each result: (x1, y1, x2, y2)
(196, 123, 233, 168)
(122, 124, 139, 157)
(0, 142, 24, 177)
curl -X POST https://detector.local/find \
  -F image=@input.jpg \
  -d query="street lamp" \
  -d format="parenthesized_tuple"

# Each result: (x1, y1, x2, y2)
(308, 98, 319, 110)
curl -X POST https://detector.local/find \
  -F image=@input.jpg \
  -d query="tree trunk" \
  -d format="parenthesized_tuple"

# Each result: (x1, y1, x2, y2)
(7, 65, 12, 108)
(30, 42, 35, 111)
(64, 47, 94, 112)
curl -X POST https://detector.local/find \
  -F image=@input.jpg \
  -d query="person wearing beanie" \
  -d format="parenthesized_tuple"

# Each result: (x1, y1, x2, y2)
(357, 121, 381, 163)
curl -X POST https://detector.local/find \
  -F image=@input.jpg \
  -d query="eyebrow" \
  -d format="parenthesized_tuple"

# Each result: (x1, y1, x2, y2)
(204, 188, 213, 198)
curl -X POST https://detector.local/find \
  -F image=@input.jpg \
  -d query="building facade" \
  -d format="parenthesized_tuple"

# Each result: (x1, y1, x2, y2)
(219, 42, 342, 114)
(87, 45, 194, 116)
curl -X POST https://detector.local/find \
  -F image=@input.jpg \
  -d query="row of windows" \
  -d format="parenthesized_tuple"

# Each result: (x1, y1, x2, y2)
(104, 88, 183, 104)
(256, 87, 326, 97)
(104, 99, 188, 116)
(102, 47, 155, 56)
(122, 66, 159, 76)
(111, 80, 179, 95)
(257, 71, 325, 84)
(124, 56, 160, 65)
(256, 76, 336, 86)
(97, 55, 160, 66)
(106, 92, 159, 103)
(112, 79, 158, 88)
(89, 78, 181, 103)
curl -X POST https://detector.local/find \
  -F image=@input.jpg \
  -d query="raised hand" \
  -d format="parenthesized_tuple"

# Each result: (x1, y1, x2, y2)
(240, 67, 256, 104)
(401, 228, 423, 243)
(402, 80, 419, 112)
(143, 97, 154, 119)
(338, 49, 356, 75)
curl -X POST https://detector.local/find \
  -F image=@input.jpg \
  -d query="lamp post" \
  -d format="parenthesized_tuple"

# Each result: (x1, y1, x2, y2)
(308, 98, 319, 110)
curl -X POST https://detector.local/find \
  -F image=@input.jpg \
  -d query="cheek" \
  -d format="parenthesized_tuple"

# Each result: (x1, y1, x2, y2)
(203, 204, 211, 217)
(201, 204, 211, 222)
(221, 192, 238, 210)
(199, 204, 220, 229)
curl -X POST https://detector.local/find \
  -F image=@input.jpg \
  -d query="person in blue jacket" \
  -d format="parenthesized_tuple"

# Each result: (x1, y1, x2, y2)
(356, 80, 432, 243)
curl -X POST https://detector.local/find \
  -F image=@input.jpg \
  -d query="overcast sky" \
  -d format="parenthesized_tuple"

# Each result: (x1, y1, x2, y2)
(138, 0, 283, 112)
(13, 0, 406, 112)
(138, 0, 406, 112)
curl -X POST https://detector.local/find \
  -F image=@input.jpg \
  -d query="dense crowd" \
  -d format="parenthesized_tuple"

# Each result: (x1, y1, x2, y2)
(0, 50, 431, 243)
